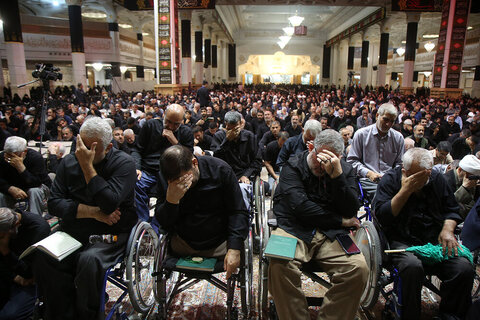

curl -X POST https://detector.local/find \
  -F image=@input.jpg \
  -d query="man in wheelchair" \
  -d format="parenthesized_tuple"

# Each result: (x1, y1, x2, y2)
(374, 147, 474, 320)
(33, 117, 138, 320)
(155, 145, 249, 279)
(268, 129, 369, 320)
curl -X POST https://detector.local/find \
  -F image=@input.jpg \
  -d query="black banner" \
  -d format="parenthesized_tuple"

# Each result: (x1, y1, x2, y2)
(212, 45, 217, 68)
(108, 23, 119, 32)
(0, 0, 23, 42)
(68, 5, 84, 53)
(181, 20, 191, 58)
(228, 44, 236, 78)
(137, 33, 143, 41)
(204, 39, 211, 67)
(348, 47, 355, 70)
(111, 62, 121, 77)
(405, 22, 418, 61)
(322, 45, 331, 78)
(195, 31, 203, 62)
(361, 41, 369, 68)
(475, 66, 480, 81)
(379, 33, 389, 65)
(136, 65, 144, 78)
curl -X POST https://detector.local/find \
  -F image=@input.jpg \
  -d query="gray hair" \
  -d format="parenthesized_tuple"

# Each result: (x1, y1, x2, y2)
(4, 136, 27, 153)
(377, 103, 398, 118)
(304, 119, 322, 137)
(313, 129, 344, 155)
(403, 147, 433, 170)
(104, 118, 115, 129)
(79, 116, 113, 150)
(123, 129, 134, 137)
(0, 207, 16, 232)
(224, 111, 242, 125)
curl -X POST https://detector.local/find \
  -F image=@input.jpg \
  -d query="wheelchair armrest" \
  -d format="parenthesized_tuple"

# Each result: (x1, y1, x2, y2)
(267, 209, 277, 229)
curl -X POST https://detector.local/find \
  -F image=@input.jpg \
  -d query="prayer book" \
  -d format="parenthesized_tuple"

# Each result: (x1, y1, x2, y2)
(264, 234, 297, 260)
(175, 257, 217, 272)
(19, 231, 82, 261)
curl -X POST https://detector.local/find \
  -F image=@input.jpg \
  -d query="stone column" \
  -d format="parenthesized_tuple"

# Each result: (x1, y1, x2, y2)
(360, 36, 369, 88)
(192, 14, 203, 84)
(369, 41, 379, 87)
(0, 0, 28, 97)
(136, 32, 144, 80)
(211, 34, 218, 83)
(180, 11, 192, 85)
(401, 13, 420, 94)
(377, 27, 389, 88)
(331, 43, 338, 86)
(0, 62, 5, 98)
(220, 40, 228, 82)
(338, 39, 349, 87)
(66, 0, 87, 89)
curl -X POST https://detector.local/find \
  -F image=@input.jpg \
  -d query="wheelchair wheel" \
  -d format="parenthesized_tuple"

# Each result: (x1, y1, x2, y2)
(258, 206, 271, 319)
(153, 234, 179, 319)
(240, 225, 254, 319)
(254, 176, 265, 235)
(126, 221, 158, 314)
(354, 220, 382, 310)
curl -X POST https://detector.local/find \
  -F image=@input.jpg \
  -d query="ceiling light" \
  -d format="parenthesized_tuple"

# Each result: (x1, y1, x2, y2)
(424, 42, 435, 52)
(142, 32, 149, 36)
(467, 26, 473, 30)
(52, 0, 59, 6)
(81, 12, 107, 19)
(92, 63, 103, 72)
(401, 40, 406, 44)
(283, 27, 294, 36)
(288, 11, 304, 27)
(423, 34, 439, 39)
(423, 71, 431, 78)
(119, 24, 132, 29)
(120, 66, 128, 73)
(396, 47, 405, 57)
(279, 36, 291, 44)
(277, 41, 287, 49)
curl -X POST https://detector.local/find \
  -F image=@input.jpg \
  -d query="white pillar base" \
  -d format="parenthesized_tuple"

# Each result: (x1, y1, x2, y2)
(205, 67, 212, 84)
(360, 67, 368, 88)
(402, 60, 415, 89)
(181, 57, 192, 84)
(194, 62, 203, 84)
(72, 52, 87, 88)
(472, 80, 480, 98)
(6, 42, 29, 97)
(212, 67, 218, 83)
(377, 64, 387, 88)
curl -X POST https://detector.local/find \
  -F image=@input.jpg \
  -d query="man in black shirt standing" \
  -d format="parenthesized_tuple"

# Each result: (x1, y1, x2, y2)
(263, 131, 289, 191)
(374, 147, 473, 320)
(196, 80, 210, 108)
(0, 136, 51, 215)
(134, 104, 194, 228)
(33, 117, 137, 320)
(156, 146, 248, 279)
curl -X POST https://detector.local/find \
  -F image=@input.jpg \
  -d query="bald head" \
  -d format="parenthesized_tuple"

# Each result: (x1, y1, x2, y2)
(164, 104, 185, 132)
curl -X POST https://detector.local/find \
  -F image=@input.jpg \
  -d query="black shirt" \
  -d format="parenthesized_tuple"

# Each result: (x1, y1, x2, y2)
(0, 149, 51, 194)
(214, 129, 262, 179)
(197, 134, 213, 151)
(273, 151, 359, 243)
(374, 167, 461, 246)
(155, 156, 248, 251)
(264, 140, 281, 173)
(284, 124, 302, 137)
(48, 148, 138, 244)
(137, 119, 194, 174)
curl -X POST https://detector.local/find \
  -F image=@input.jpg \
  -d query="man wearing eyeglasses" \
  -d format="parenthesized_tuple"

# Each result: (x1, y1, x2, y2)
(134, 104, 194, 229)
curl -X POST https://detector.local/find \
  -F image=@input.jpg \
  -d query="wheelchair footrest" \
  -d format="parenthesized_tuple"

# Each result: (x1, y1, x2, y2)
(306, 297, 324, 307)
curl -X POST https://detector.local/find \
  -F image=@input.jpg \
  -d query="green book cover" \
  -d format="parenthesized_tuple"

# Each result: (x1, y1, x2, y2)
(264, 234, 297, 260)
(175, 257, 217, 272)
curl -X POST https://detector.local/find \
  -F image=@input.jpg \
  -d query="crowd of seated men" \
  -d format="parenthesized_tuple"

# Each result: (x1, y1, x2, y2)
(1, 82, 480, 319)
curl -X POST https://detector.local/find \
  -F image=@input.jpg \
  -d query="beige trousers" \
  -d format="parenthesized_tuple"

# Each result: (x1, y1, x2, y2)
(170, 234, 227, 258)
(268, 227, 368, 320)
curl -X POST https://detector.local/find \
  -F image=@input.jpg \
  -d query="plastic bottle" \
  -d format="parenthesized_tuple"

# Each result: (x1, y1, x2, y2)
(88, 234, 118, 244)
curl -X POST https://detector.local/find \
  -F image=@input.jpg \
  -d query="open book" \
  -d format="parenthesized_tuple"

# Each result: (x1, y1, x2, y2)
(19, 231, 82, 261)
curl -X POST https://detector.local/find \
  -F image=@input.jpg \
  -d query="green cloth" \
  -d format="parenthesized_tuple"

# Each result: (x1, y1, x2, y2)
(406, 243, 474, 265)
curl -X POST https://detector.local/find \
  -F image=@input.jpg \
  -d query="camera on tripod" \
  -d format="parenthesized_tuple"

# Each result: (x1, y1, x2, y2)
(32, 64, 63, 81)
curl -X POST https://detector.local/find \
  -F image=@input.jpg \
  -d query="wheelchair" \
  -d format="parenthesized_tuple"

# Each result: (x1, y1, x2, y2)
(257, 180, 383, 319)
(100, 221, 159, 319)
(152, 190, 257, 319)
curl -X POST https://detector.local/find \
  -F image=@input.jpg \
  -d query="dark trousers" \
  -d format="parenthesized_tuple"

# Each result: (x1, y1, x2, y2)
(0, 283, 36, 320)
(390, 241, 474, 320)
(33, 233, 128, 320)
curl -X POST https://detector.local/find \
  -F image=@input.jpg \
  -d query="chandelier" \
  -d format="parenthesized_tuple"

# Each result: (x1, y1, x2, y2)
(288, 11, 304, 27)
(396, 47, 405, 57)
(424, 42, 435, 52)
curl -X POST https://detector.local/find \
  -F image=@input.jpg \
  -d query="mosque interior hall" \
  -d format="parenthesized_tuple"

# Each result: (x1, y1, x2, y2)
(0, 0, 479, 98)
